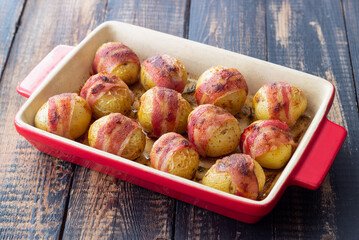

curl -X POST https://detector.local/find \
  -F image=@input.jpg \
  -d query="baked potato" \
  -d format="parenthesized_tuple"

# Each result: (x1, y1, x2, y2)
(92, 42, 140, 85)
(240, 120, 297, 169)
(187, 104, 241, 157)
(138, 87, 192, 137)
(150, 132, 199, 179)
(141, 54, 187, 93)
(34, 93, 91, 140)
(88, 113, 146, 160)
(195, 66, 248, 115)
(80, 72, 134, 119)
(253, 82, 307, 126)
(202, 154, 265, 200)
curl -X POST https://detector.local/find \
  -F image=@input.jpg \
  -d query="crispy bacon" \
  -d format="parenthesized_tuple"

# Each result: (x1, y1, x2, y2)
(240, 120, 296, 158)
(150, 132, 197, 172)
(215, 154, 259, 200)
(47, 93, 77, 138)
(142, 54, 185, 93)
(148, 87, 180, 137)
(93, 113, 141, 156)
(195, 68, 248, 105)
(92, 42, 140, 74)
(263, 82, 294, 125)
(80, 72, 133, 107)
(187, 104, 236, 157)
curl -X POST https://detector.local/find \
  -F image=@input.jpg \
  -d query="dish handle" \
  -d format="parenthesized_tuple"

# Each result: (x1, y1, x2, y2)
(16, 45, 74, 98)
(289, 118, 347, 189)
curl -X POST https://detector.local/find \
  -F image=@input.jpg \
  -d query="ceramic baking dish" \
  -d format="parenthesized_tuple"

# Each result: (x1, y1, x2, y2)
(15, 21, 347, 223)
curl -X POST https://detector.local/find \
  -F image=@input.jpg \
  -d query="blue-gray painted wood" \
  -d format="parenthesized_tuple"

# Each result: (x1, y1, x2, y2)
(62, 1, 188, 239)
(0, 0, 106, 238)
(0, 0, 357, 239)
(0, 0, 24, 81)
(267, 0, 359, 238)
(343, 0, 359, 105)
(174, 1, 274, 239)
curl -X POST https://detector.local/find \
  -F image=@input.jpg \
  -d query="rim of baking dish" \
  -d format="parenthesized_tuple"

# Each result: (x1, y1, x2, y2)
(15, 21, 335, 210)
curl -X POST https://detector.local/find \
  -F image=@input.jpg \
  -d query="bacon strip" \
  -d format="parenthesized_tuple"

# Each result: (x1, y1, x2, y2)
(80, 73, 132, 107)
(47, 93, 77, 138)
(150, 87, 180, 137)
(93, 113, 141, 156)
(187, 104, 236, 157)
(142, 54, 185, 93)
(92, 42, 140, 74)
(264, 82, 294, 125)
(215, 154, 259, 200)
(195, 68, 248, 105)
(240, 120, 296, 158)
(150, 133, 197, 172)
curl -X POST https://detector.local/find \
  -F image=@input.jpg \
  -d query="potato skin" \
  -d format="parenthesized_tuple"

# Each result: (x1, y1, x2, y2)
(256, 144, 292, 169)
(195, 66, 248, 115)
(140, 54, 187, 93)
(202, 154, 265, 199)
(240, 120, 296, 169)
(187, 104, 241, 157)
(80, 72, 134, 119)
(92, 42, 140, 85)
(34, 93, 91, 140)
(253, 82, 307, 126)
(88, 113, 145, 160)
(150, 132, 199, 179)
(138, 87, 192, 137)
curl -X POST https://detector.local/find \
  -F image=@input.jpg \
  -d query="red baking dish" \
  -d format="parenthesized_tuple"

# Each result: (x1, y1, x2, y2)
(15, 21, 347, 223)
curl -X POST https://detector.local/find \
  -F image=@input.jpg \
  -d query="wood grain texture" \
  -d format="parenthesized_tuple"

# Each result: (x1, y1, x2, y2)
(0, 0, 24, 80)
(174, 1, 273, 239)
(267, 0, 359, 238)
(343, 0, 359, 105)
(0, 0, 106, 238)
(62, 1, 188, 239)
(1, 0, 357, 239)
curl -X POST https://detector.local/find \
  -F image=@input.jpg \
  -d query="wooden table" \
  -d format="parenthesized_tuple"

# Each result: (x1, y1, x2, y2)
(1, 0, 358, 239)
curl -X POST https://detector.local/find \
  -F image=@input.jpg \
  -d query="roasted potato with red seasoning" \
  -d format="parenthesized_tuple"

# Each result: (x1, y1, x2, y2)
(138, 87, 192, 138)
(187, 104, 241, 157)
(240, 120, 297, 169)
(88, 113, 146, 160)
(202, 154, 265, 200)
(80, 72, 134, 119)
(141, 54, 187, 93)
(92, 42, 140, 85)
(195, 66, 248, 115)
(253, 82, 307, 126)
(150, 132, 199, 179)
(35, 93, 91, 140)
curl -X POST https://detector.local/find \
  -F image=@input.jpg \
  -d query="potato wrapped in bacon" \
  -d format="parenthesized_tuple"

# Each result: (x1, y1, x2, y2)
(150, 132, 199, 179)
(35, 93, 91, 140)
(195, 66, 248, 115)
(140, 54, 187, 93)
(92, 42, 140, 85)
(253, 82, 307, 126)
(138, 87, 192, 138)
(202, 154, 265, 200)
(240, 120, 297, 169)
(187, 104, 241, 157)
(80, 72, 134, 119)
(88, 113, 146, 160)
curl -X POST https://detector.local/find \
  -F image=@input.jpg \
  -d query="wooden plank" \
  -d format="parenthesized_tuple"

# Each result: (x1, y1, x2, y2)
(0, 0, 25, 79)
(174, 1, 274, 239)
(0, 0, 106, 238)
(266, 0, 359, 238)
(343, 0, 359, 105)
(62, 1, 188, 239)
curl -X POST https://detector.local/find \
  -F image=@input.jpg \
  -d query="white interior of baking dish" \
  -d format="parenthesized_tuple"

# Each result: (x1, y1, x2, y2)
(16, 21, 334, 205)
